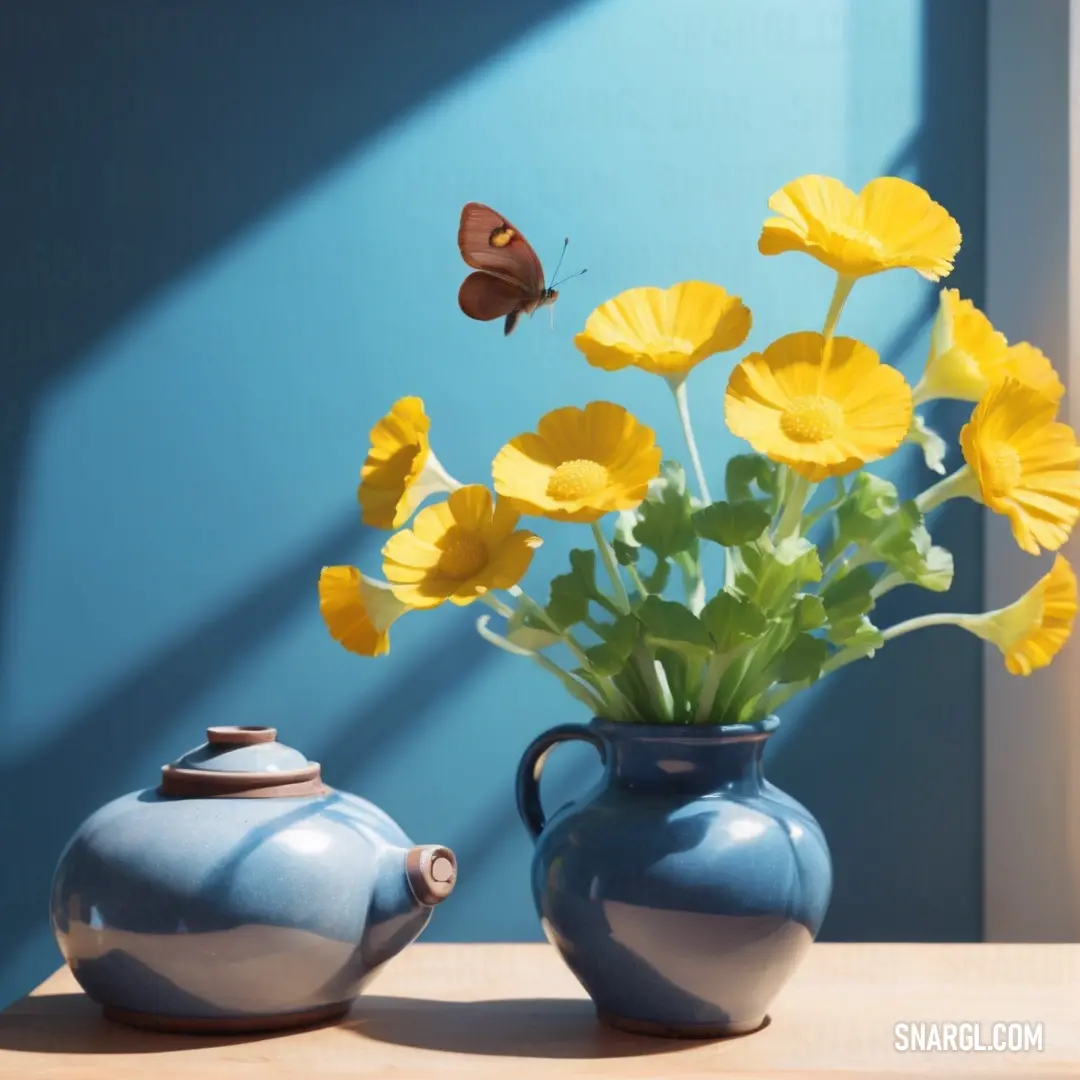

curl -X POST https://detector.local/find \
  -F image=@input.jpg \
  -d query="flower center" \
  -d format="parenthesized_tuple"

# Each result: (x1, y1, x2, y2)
(982, 442, 1023, 499)
(779, 396, 844, 443)
(546, 459, 610, 501)
(435, 527, 489, 581)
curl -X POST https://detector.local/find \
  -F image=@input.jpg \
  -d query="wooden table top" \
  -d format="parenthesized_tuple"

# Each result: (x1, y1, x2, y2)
(0, 943, 1075, 1078)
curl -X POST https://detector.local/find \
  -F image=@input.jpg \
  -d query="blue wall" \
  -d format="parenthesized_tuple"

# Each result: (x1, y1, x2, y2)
(0, 0, 986, 1006)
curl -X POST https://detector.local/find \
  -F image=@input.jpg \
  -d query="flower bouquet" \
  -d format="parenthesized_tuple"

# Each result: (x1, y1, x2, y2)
(317, 174, 1080, 1036)
(320, 175, 1079, 722)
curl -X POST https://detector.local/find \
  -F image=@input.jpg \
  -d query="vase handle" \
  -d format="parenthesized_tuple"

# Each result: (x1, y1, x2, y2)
(515, 723, 607, 842)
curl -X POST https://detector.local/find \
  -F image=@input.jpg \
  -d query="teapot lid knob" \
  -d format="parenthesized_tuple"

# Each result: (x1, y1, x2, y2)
(207, 726, 278, 746)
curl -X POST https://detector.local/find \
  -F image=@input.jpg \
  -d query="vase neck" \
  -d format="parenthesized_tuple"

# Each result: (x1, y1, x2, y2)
(594, 721, 771, 794)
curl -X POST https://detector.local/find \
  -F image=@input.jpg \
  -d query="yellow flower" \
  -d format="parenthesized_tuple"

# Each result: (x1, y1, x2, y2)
(758, 175, 961, 281)
(318, 567, 409, 657)
(967, 556, 1077, 675)
(914, 290, 1064, 404)
(960, 377, 1080, 555)
(358, 397, 457, 529)
(573, 282, 751, 380)
(724, 331, 913, 481)
(1000, 342, 1064, 403)
(382, 485, 541, 609)
(492, 402, 661, 523)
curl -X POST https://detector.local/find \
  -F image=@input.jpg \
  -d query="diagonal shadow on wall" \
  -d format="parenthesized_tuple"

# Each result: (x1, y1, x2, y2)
(0, 0, 587, 1002)
(0, 0, 587, 657)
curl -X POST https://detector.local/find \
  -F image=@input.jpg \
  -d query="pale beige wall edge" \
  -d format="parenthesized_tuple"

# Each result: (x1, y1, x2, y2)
(984, 0, 1078, 941)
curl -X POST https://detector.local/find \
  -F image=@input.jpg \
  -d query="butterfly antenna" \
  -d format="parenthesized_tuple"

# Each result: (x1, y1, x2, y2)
(551, 267, 588, 289)
(548, 237, 569, 286)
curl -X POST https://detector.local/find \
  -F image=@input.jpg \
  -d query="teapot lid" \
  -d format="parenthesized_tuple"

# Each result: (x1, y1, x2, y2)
(159, 727, 327, 799)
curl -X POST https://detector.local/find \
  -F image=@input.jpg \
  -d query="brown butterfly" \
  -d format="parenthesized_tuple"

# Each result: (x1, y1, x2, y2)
(457, 202, 585, 335)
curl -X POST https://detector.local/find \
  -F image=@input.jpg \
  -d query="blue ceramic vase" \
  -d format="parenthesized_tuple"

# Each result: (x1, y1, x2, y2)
(51, 726, 457, 1033)
(516, 717, 831, 1037)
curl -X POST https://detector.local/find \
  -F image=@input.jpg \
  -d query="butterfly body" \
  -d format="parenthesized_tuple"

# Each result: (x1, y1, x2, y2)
(457, 202, 565, 335)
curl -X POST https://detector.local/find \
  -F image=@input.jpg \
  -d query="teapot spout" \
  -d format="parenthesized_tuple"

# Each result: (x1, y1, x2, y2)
(405, 845, 457, 906)
(362, 845, 457, 971)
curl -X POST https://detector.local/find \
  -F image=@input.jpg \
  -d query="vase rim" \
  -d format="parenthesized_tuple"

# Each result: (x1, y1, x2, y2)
(588, 716, 779, 741)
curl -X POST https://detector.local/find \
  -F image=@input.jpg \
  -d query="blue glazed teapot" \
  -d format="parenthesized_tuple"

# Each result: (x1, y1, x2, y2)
(51, 725, 456, 1033)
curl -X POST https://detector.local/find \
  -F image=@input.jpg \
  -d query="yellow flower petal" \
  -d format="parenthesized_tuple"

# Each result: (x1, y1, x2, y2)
(318, 566, 408, 657)
(970, 556, 1077, 675)
(960, 378, 1080, 555)
(1000, 342, 1065, 403)
(381, 485, 540, 609)
(758, 175, 961, 281)
(358, 397, 456, 529)
(724, 332, 913, 481)
(493, 402, 662, 523)
(574, 282, 751, 379)
(916, 290, 1064, 404)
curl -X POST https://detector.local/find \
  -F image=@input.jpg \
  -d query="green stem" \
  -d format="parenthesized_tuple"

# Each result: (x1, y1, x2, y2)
(474, 615, 606, 712)
(801, 490, 846, 533)
(671, 378, 711, 504)
(881, 611, 969, 642)
(591, 521, 631, 613)
(916, 465, 980, 514)
(758, 643, 867, 715)
(774, 474, 812, 541)
(819, 274, 856, 389)
(870, 571, 906, 600)
(672, 376, 722, 595)
(822, 274, 856, 341)
(481, 593, 515, 619)
(626, 563, 648, 598)
(509, 589, 631, 718)
(694, 648, 744, 723)
(633, 641, 673, 721)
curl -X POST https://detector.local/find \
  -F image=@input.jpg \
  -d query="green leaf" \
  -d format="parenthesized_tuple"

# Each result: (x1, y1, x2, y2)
(546, 548, 603, 629)
(725, 454, 780, 511)
(634, 460, 697, 559)
(830, 615, 884, 657)
(918, 544, 955, 592)
(692, 500, 771, 547)
(833, 473, 900, 545)
(731, 536, 823, 614)
(873, 510, 955, 592)
(822, 566, 877, 621)
(768, 632, 828, 684)
(700, 591, 768, 651)
(793, 593, 827, 631)
(584, 614, 639, 676)
(908, 414, 948, 476)
(612, 510, 641, 566)
(820, 567, 878, 645)
(636, 595, 713, 657)
(832, 475, 954, 593)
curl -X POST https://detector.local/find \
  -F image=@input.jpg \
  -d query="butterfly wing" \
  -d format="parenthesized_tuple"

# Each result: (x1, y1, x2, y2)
(458, 271, 528, 322)
(458, 202, 545, 298)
